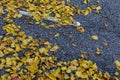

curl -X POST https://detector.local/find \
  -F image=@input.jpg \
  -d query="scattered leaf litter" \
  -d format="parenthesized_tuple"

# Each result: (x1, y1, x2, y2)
(0, 0, 119, 79)
(0, 23, 116, 79)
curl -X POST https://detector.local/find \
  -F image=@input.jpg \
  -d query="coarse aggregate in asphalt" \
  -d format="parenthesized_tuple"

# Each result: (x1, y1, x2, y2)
(0, 0, 120, 76)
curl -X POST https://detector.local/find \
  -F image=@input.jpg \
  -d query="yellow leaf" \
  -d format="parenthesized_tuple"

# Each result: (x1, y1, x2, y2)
(76, 26, 85, 33)
(83, 7, 92, 16)
(72, 43, 77, 47)
(11, 42, 15, 48)
(27, 65, 38, 74)
(91, 35, 99, 40)
(0, 7, 4, 14)
(90, 5, 97, 9)
(54, 33, 59, 37)
(104, 23, 108, 29)
(7, 48, 14, 52)
(61, 66, 67, 71)
(13, 13, 22, 18)
(17, 14, 22, 18)
(0, 51, 4, 57)
(92, 63, 98, 71)
(15, 44, 21, 52)
(115, 71, 119, 76)
(96, 48, 101, 55)
(96, 0, 100, 3)
(50, 45, 59, 52)
(0, 58, 5, 64)
(0, 36, 3, 39)
(66, 0, 71, 3)
(66, 68, 71, 73)
(115, 61, 120, 70)
(39, 48, 48, 54)
(95, 6, 101, 13)
(18, 31, 25, 36)
(55, 13, 61, 18)
(114, 77, 119, 80)
(0, 74, 9, 80)
(21, 57, 27, 63)
(76, 71, 88, 78)
(21, 43, 27, 48)
(26, 74, 32, 80)
(0, 42, 7, 50)
(80, 60, 93, 69)
(0, 64, 4, 69)
(6, 57, 12, 67)
(29, 4, 36, 10)
(68, 65, 77, 71)
(46, 0, 50, 3)
(83, 0, 90, 4)
(48, 74, 56, 80)
(104, 72, 110, 79)
(71, 59, 78, 66)
(64, 74, 69, 79)
(33, 15, 41, 21)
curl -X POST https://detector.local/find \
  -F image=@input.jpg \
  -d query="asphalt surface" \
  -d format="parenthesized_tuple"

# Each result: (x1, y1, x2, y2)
(0, 0, 120, 76)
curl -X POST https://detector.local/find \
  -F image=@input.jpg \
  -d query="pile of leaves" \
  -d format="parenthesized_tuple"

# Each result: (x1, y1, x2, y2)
(0, 0, 120, 80)
(0, 0, 101, 27)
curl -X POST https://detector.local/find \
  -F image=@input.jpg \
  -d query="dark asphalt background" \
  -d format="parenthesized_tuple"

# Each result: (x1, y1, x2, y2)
(0, 0, 120, 76)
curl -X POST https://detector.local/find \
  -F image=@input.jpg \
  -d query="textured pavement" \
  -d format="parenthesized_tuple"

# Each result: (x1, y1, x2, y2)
(0, 0, 120, 76)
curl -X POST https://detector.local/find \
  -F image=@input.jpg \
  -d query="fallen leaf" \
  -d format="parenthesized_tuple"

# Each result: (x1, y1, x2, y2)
(0, 51, 4, 57)
(115, 61, 120, 70)
(39, 48, 48, 54)
(0, 42, 7, 50)
(50, 45, 59, 52)
(76, 26, 85, 33)
(83, 0, 90, 4)
(6, 57, 12, 67)
(54, 33, 59, 37)
(95, 48, 101, 55)
(91, 35, 99, 40)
